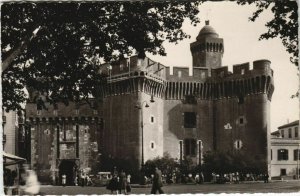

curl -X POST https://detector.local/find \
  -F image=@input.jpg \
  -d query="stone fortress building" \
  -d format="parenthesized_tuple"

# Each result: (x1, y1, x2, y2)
(25, 21, 274, 184)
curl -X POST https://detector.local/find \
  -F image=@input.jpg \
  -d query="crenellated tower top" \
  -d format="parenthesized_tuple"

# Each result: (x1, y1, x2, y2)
(190, 20, 224, 69)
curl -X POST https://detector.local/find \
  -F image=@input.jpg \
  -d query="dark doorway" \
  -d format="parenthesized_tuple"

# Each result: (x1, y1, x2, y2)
(59, 160, 76, 186)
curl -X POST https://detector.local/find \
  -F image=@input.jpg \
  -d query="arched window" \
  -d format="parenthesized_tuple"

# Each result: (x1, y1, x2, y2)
(278, 149, 288, 160)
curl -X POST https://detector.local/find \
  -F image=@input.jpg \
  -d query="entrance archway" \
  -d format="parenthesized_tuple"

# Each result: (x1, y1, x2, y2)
(59, 159, 76, 186)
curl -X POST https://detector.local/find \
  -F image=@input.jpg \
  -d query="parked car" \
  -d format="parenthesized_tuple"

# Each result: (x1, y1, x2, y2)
(93, 172, 112, 187)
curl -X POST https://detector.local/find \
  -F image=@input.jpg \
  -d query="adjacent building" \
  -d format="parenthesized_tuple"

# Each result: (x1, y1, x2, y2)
(25, 21, 275, 184)
(271, 120, 300, 179)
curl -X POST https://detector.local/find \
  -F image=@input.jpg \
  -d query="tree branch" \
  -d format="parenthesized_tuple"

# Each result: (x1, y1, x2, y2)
(2, 26, 42, 72)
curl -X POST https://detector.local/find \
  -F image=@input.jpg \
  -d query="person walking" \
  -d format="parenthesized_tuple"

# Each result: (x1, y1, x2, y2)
(22, 170, 40, 195)
(200, 172, 204, 184)
(106, 166, 118, 194)
(151, 166, 164, 194)
(126, 174, 131, 194)
(118, 170, 127, 194)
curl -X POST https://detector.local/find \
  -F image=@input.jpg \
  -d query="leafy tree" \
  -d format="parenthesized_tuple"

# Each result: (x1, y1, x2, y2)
(1, 2, 201, 111)
(238, 1, 298, 66)
(202, 151, 264, 175)
(143, 153, 180, 177)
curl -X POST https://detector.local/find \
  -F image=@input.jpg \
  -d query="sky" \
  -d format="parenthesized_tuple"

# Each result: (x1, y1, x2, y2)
(148, 2, 299, 132)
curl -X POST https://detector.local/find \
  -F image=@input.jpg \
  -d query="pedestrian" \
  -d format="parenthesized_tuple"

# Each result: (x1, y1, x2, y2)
(118, 170, 127, 194)
(126, 174, 131, 193)
(74, 175, 78, 186)
(106, 166, 118, 194)
(22, 170, 40, 195)
(200, 172, 204, 184)
(235, 172, 240, 184)
(264, 173, 269, 183)
(195, 174, 200, 184)
(62, 174, 66, 186)
(151, 166, 164, 194)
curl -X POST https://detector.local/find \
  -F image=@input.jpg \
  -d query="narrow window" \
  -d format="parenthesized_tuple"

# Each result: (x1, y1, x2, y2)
(184, 139, 196, 156)
(184, 112, 196, 128)
(294, 149, 300, 161)
(234, 140, 243, 150)
(281, 130, 284, 138)
(271, 149, 273, 160)
(150, 116, 155, 123)
(238, 96, 244, 104)
(288, 128, 292, 138)
(151, 142, 155, 149)
(239, 117, 244, 125)
(295, 127, 298, 138)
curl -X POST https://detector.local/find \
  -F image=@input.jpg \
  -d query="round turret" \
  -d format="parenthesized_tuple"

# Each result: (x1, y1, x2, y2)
(196, 20, 219, 40)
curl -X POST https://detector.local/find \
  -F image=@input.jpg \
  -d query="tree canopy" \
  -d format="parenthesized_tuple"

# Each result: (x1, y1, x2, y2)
(238, 1, 298, 66)
(1, 2, 201, 111)
(2, 1, 298, 111)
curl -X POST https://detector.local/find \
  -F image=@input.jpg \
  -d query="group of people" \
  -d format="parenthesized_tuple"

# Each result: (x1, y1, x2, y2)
(107, 166, 165, 194)
(106, 167, 131, 194)
(210, 172, 270, 184)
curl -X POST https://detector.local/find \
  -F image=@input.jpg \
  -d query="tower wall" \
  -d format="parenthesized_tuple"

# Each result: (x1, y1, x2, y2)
(214, 94, 270, 173)
(190, 37, 224, 68)
(162, 99, 214, 163)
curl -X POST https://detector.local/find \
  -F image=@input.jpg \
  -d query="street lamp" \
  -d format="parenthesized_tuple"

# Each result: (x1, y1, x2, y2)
(135, 96, 155, 168)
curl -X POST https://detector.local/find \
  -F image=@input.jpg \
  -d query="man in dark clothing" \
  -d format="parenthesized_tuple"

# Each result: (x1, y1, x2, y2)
(151, 167, 164, 194)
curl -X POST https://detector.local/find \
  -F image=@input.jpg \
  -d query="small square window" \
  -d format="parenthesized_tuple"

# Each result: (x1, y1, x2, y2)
(280, 169, 286, 176)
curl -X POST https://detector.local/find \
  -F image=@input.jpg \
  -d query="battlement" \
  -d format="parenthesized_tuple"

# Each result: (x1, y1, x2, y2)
(227, 59, 273, 77)
(99, 57, 273, 87)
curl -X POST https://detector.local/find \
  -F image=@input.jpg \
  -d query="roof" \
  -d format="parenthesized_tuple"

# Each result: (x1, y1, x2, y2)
(278, 120, 299, 129)
(196, 20, 218, 40)
(3, 152, 26, 166)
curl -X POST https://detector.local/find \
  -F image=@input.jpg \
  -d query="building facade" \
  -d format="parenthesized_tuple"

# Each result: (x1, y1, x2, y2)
(271, 120, 300, 179)
(25, 21, 274, 184)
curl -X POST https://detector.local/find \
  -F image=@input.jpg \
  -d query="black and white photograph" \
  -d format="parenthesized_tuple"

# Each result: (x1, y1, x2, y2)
(1, 1, 299, 195)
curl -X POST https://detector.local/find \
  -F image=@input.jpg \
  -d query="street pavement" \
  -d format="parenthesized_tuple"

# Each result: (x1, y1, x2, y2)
(39, 181, 300, 195)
